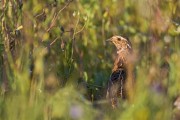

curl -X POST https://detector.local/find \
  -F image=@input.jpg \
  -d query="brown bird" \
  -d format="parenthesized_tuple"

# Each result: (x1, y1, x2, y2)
(106, 35, 133, 108)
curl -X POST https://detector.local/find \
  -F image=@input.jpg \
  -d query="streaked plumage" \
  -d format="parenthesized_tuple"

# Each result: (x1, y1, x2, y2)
(106, 36, 133, 108)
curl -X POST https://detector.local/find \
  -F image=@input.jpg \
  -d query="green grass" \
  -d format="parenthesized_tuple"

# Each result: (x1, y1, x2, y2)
(0, 0, 180, 120)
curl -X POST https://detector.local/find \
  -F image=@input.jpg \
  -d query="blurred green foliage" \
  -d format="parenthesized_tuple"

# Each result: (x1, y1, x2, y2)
(0, 0, 180, 120)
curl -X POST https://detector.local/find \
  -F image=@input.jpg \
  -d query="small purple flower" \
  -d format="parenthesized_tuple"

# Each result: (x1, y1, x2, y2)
(69, 105, 83, 119)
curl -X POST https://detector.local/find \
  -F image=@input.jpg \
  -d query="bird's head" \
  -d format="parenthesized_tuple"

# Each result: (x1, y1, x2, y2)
(106, 36, 132, 52)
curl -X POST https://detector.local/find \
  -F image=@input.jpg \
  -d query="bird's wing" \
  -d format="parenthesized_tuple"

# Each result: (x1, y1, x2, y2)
(106, 68, 126, 100)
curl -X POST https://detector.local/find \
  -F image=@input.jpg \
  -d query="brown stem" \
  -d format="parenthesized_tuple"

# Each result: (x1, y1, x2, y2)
(46, 0, 73, 32)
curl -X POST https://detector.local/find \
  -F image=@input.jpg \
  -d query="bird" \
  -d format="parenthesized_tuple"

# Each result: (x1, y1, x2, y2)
(106, 35, 133, 108)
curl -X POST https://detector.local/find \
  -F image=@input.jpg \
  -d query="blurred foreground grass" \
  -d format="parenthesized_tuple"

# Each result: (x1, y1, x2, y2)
(0, 0, 180, 120)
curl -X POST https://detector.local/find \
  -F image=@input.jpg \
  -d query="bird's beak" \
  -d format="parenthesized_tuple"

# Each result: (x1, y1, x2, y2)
(106, 38, 112, 42)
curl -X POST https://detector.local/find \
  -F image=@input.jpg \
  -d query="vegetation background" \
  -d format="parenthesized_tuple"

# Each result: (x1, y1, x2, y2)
(0, 0, 180, 120)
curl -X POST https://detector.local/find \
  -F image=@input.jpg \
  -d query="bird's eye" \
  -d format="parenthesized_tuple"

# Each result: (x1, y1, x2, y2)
(117, 38, 121, 41)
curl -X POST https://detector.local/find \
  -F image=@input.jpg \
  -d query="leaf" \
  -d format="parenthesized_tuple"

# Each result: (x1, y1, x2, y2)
(83, 72, 88, 82)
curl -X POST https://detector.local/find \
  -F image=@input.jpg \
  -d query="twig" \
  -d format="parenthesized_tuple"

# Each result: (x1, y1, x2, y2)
(87, 83, 104, 88)
(49, 37, 59, 46)
(46, 0, 73, 32)
(35, 9, 45, 18)
(43, 37, 59, 53)
(74, 22, 87, 35)
(73, 15, 88, 37)
(72, 15, 80, 39)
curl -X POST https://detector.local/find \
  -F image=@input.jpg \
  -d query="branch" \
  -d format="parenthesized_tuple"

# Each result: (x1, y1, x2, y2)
(46, 0, 73, 32)
(44, 37, 59, 52)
